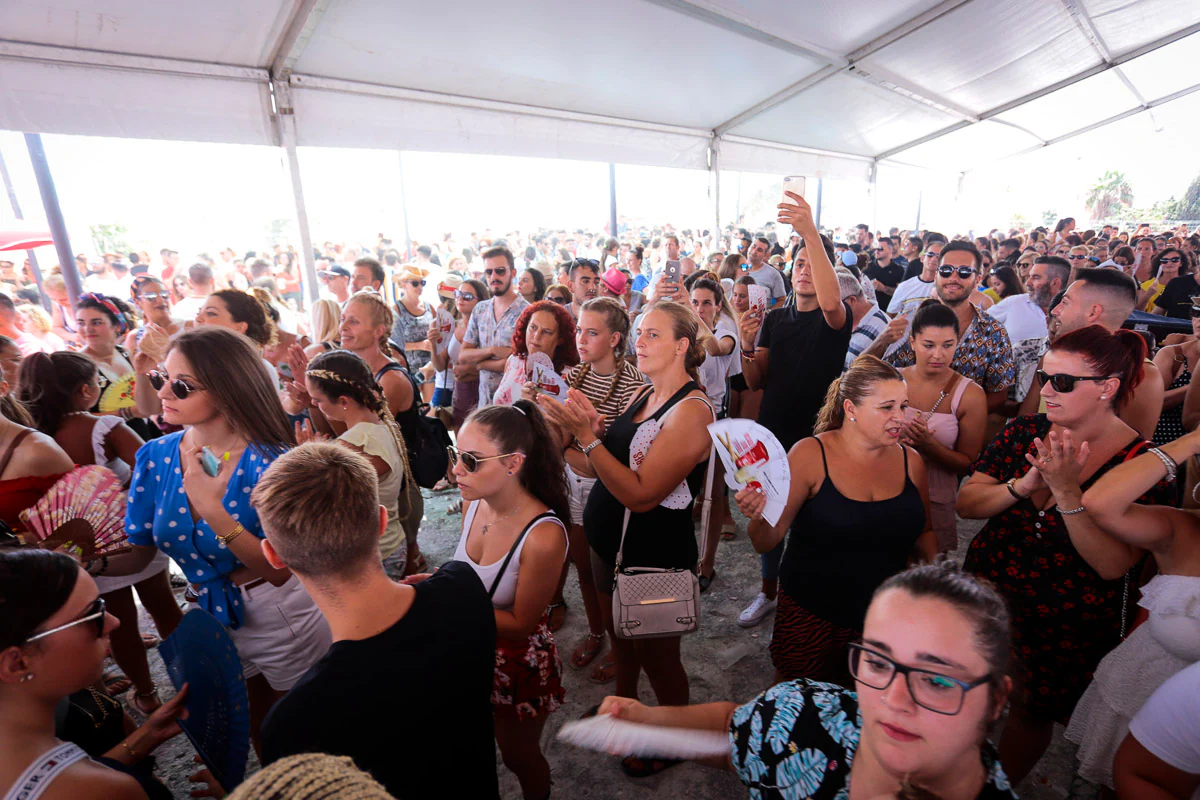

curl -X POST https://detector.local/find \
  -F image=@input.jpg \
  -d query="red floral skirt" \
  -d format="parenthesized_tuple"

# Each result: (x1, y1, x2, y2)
(492, 613, 565, 720)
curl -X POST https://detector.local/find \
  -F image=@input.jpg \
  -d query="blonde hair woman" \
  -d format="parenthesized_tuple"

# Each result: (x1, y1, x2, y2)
(303, 298, 342, 359)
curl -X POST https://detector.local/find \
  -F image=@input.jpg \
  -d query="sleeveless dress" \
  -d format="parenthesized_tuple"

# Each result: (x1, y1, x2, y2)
(455, 501, 568, 719)
(448, 329, 478, 428)
(1153, 361, 1192, 446)
(392, 302, 434, 384)
(903, 374, 976, 553)
(1066, 574, 1200, 788)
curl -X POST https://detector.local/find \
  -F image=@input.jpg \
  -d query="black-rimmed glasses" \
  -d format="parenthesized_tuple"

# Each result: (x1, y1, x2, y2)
(146, 370, 204, 400)
(447, 445, 518, 473)
(848, 643, 990, 716)
(1035, 370, 1111, 393)
(25, 598, 107, 643)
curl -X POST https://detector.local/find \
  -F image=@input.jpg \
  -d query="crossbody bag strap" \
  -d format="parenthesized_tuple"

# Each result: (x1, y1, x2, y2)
(488, 512, 557, 599)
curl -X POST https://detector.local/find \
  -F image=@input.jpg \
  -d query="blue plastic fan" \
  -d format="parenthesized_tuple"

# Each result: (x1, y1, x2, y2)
(158, 608, 250, 791)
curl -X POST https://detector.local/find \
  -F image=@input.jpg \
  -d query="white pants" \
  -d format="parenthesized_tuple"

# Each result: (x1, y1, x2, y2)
(566, 464, 597, 527)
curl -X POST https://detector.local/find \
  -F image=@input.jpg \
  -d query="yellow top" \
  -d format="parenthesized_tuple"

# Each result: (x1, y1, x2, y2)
(1140, 278, 1166, 313)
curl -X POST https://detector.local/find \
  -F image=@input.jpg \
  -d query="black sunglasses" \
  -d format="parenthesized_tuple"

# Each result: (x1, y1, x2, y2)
(1036, 370, 1111, 393)
(484, 267, 508, 276)
(25, 597, 107, 643)
(447, 445, 518, 473)
(147, 369, 204, 400)
(571, 258, 600, 268)
(409, 280, 427, 287)
(937, 265, 977, 279)
(547, 295, 569, 305)
(1161, 256, 1183, 264)
(454, 290, 477, 301)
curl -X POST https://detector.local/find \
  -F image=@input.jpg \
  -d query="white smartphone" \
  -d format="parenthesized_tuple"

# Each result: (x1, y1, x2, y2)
(782, 175, 806, 205)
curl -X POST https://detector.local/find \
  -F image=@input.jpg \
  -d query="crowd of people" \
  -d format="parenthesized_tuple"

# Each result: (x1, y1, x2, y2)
(1, 201, 1200, 800)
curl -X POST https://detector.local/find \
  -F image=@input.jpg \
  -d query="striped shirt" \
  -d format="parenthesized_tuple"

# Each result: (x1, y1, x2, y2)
(564, 360, 647, 429)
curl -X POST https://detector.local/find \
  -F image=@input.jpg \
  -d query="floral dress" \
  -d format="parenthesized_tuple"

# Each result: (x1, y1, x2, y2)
(962, 415, 1174, 723)
(729, 679, 1018, 799)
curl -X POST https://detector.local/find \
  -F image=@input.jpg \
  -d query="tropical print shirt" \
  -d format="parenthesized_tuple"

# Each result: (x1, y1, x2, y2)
(887, 304, 1016, 395)
(728, 679, 1019, 799)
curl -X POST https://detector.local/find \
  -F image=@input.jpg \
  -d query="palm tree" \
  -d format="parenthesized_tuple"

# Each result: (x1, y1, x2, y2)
(1085, 171, 1134, 221)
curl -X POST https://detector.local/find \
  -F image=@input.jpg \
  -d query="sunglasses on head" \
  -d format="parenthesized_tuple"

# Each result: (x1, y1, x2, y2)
(454, 290, 477, 301)
(146, 369, 204, 400)
(25, 597, 107, 643)
(447, 445, 519, 473)
(937, 265, 977, 279)
(1036, 370, 1111, 393)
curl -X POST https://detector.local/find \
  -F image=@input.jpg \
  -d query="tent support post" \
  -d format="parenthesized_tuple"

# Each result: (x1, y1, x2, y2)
(272, 80, 318, 308)
(709, 137, 720, 240)
(869, 161, 879, 235)
(0, 147, 48, 310)
(815, 178, 824, 229)
(608, 163, 617, 241)
(915, 190, 923, 232)
(23, 133, 80, 314)
(397, 151, 412, 265)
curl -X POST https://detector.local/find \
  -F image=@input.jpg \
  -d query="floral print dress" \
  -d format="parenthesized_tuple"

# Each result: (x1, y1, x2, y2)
(729, 679, 1018, 799)
(962, 415, 1174, 723)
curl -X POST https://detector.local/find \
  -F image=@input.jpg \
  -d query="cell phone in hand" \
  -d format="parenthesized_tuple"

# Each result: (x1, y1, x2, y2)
(200, 447, 221, 478)
(663, 260, 681, 283)
(782, 175, 806, 205)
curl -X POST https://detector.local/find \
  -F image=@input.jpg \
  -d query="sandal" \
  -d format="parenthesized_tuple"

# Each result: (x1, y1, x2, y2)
(720, 522, 737, 541)
(547, 601, 568, 632)
(141, 632, 160, 649)
(589, 653, 617, 684)
(621, 755, 682, 778)
(169, 573, 188, 589)
(126, 687, 162, 716)
(698, 569, 716, 593)
(404, 554, 427, 577)
(432, 478, 454, 492)
(569, 633, 606, 670)
(103, 666, 132, 695)
(447, 498, 463, 515)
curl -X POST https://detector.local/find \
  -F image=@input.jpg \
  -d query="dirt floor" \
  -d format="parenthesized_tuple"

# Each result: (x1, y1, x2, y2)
(132, 491, 1076, 799)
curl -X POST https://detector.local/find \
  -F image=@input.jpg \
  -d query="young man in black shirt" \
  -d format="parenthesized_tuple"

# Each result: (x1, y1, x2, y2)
(864, 236, 905, 310)
(736, 191, 851, 628)
(254, 443, 499, 799)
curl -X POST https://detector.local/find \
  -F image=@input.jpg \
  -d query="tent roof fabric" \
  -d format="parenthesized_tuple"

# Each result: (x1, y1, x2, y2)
(1, 0, 1198, 179)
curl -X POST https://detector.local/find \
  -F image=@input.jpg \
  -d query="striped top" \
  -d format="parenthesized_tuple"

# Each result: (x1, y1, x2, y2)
(565, 359, 647, 429)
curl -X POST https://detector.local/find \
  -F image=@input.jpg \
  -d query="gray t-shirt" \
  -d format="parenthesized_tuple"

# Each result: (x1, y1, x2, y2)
(747, 265, 787, 304)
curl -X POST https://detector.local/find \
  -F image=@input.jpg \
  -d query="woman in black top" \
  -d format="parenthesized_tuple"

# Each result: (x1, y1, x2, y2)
(737, 355, 935, 686)
(539, 300, 713, 778)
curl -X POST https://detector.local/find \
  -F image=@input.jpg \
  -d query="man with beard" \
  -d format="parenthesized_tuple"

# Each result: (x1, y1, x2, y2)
(1017, 267, 1162, 439)
(568, 259, 600, 320)
(459, 246, 528, 407)
(746, 237, 788, 306)
(988, 255, 1066, 345)
(878, 242, 1015, 414)
(351, 256, 385, 294)
(865, 237, 904, 311)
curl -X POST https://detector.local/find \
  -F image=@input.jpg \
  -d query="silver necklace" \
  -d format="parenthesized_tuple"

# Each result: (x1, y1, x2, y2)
(481, 502, 525, 535)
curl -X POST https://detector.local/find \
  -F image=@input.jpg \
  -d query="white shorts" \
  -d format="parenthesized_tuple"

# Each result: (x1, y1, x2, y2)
(187, 575, 331, 691)
(566, 464, 597, 527)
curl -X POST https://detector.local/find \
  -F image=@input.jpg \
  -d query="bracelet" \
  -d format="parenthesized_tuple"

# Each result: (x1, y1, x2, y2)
(120, 740, 139, 760)
(1058, 505, 1086, 516)
(86, 556, 109, 577)
(740, 349, 756, 361)
(580, 439, 602, 457)
(217, 523, 245, 545)
(1145, 446, 1177, 483)
(1005, 478, 1026, 500)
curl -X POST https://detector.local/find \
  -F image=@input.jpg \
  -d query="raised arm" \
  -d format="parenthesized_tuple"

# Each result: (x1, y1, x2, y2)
(779, 193, 846, 330)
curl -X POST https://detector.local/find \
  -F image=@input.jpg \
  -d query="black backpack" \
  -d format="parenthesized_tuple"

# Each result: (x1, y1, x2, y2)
(374, 363, 452, 489)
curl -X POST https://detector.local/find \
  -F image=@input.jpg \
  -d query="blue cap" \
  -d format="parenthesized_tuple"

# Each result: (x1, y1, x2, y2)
(841, 251, 858, 267)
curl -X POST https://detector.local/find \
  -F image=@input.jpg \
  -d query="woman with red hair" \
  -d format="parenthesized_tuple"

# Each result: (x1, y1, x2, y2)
(957, 324, 1175, 784)
(492, 300, 579, 406)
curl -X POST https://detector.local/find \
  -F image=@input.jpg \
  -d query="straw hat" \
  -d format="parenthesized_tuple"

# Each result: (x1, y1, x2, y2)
(436, 273, 463, 300)
(393, 264, 431, 284)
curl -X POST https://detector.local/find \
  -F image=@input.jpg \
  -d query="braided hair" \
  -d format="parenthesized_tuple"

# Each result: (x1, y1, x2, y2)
(345, 290, 396, 358)
(568, 296, 631, 410)
(305, 350, 413, 488)
(225, 753, 393, 800)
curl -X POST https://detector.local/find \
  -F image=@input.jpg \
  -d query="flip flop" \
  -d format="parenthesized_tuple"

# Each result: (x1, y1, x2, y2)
(720, 522, 737, 541)
(569, 633, 606, 670)
(589, 653, 617, 684)
(699, 569, 716, 593)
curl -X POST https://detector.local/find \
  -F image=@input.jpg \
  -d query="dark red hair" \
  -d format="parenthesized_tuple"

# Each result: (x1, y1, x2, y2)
(1049, 324, 1146, 410)
(510, 300, 580, 372)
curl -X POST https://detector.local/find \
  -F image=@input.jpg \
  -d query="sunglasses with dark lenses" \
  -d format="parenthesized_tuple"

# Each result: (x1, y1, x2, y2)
(1161, 256, 1183, 264)
(25, 597, 107, 643)
(137, 291, 165, 302)
(848, 643, 989, 716)
(484, 268, 508, 276)
(454, 290, 477, 301)
(447, 445, 519, 473)
(1035, 370, 1111, 393)
(409, 280, 427, 287)
(1067, 254, 1089, 261)
(1190, 306, 1200, 319)
(146, 370, 203, 400)
(548, 295, 569, 305)
(937, 265, 977, 279)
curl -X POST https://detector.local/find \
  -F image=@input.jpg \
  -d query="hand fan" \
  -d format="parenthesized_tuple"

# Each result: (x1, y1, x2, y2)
(629, 418, 692, 509)
(557, 714, 729, 759)
(20, 466, 129, 557)
(97, 371, 137, 413)
(159, 609, 250, 792)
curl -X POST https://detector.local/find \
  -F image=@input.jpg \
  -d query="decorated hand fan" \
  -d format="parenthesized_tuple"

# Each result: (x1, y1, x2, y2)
(629, 418, 692, 508)
(97, 372, 137, 413)
(20, 466, 129, 557)
(557, 714, 729, 759)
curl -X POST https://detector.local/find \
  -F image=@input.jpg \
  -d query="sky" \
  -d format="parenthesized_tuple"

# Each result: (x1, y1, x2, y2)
(3, 92, 1199, 266)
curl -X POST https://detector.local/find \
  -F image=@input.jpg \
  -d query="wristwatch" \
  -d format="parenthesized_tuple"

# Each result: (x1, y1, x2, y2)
(217, 523, 245, 546)
(580, 439, 603, 457)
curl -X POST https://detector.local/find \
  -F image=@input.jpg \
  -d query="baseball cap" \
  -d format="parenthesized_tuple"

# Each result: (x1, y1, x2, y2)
(841, 251, 859, 268)
(318, 265, 351, 279)
(601, 267, 628, 295)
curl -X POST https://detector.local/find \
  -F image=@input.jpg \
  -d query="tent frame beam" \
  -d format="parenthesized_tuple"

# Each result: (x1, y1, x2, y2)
(269, 0, 330, 78)
(0, 39, 266, 81)
(642, 0, 845, 65)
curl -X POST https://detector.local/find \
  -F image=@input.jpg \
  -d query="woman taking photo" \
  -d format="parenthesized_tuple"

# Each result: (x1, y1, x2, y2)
(391, 265, 435, 404)
(736, 356, 935, 686)
(100, 327, 331, 751)
(528, 297, 643, 680)
(958, 325, 1174, 784)
(300, 350, 413, 573)
(592, 561, 1019, 798)
(518, 267, 547, 304)
(0, 550, 192, 800)
(18, 352, 180, 715)
(538, 300, 714, 779)
(899, 302, 988, 554)
(437, 401, 569, 800)
(493, 300, 579, 407)
(123, 276, 182, 351)
(426, 275, 462, 427)
(727, 275, 763, 425)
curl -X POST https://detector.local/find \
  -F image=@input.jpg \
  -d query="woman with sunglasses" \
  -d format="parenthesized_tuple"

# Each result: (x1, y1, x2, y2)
(100, 327, 331, 752)
(17, 351, 179, 715)
(436, 279, 488, 437)
(544, 283, 572, 307)
(1110, 244, 1135, 271)
(987, 266, 1024, 302)
(392, 265, 435, 405)
(123, 277, 181, 355)
(1144, 247, 1195, 318)
(492, 300, 579, 407)
(958, 325, 1174, 784)
(592, 561, 1019, 799)
(0, 550, 193, 800)
(434, 401, 569, 800)
(1014, 252, 1037, 284)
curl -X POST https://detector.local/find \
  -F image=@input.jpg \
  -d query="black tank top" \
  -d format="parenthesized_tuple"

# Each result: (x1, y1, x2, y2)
(780, 438, 925, 630)
(583, 381, 710, 570)
(375, 362, 420, 466)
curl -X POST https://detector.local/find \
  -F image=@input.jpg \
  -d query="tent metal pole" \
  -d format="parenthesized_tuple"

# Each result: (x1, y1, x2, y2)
(0, 147, 48, 311)
(608, 163, 617, 240)
(869, 161, 879, 235)
(23, 133, 81, 314)
(915, 190, 923, 232)
(710, 138, 721, 240)
(397, 151, 412, 264)
(815, 178, 824, 229)
(272, 80, 318, 308)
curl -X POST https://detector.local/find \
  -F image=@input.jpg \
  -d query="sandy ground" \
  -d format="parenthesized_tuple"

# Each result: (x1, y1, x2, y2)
(130, 491, 1076, 799)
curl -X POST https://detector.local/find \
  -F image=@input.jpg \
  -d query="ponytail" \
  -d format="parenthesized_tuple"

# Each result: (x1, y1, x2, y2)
(814, 376, 845, 434)
(814, 355, 904, 434)
(1050, 325, 1146, 410)
(16, 351, 97, 434)
(466, 400, 570, 524)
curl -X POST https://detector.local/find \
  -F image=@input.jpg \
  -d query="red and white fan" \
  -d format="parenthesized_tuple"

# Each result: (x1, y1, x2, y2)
(20, 466, 130, 557)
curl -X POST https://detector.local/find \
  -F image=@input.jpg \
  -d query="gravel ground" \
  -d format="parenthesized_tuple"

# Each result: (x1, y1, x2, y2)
(128, 492, 1076, 799)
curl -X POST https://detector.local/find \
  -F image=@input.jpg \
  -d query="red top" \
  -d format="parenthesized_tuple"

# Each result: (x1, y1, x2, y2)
(0, 473, 67, 531)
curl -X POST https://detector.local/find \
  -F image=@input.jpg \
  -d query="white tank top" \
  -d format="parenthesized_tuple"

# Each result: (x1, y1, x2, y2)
(453, 501, 566, 610)
(4, 742, 88, 800)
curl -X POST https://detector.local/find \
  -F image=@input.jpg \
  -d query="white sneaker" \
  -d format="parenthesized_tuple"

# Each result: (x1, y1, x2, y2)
(738, 592, 777, 628)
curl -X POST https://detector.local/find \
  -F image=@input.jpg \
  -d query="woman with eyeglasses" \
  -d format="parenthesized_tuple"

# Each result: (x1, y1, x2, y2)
(98, 327, 331, 753)
(391, 265, 435, 405)
(436, 279, 488, 439)
(958, 325, 1174, 784)
(0, 550, 192, 800)
(432, 401, 569, 800)
(1143, 247, 1195, 318)
(492, 300, 579, 407)
(592, 561, 1019, 799)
